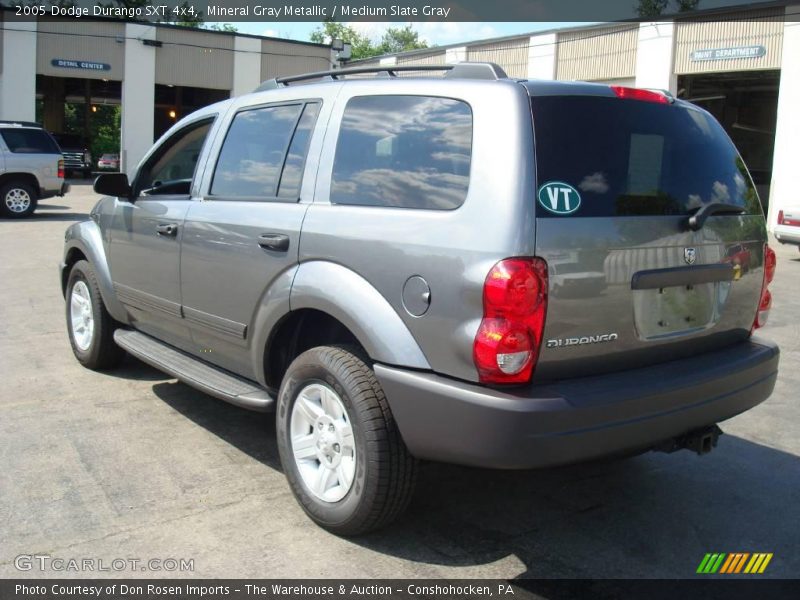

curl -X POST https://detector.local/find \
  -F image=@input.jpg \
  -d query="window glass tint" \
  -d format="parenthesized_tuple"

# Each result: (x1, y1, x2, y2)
(278, 103, 320, 199)
(212, 104, 303, 197)
(138, 119, 213, 195)
(531, 96, 762, 217)
(1, 129, 60, 154)
(331, 95, 472, 210)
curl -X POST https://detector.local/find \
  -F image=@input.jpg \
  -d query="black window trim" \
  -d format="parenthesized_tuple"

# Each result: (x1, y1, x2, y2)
(134, 114, 218, 200)
(207, 98, 322, 204)
(329, 93, 474, 212)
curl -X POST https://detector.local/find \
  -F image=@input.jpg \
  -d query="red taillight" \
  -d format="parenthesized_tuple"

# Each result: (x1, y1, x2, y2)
(764, 245, 777, 284)
(752, 245, 776, 332)
(474, 258, 548, 384)
(57, 159, 64, 179)
(778, 210, 785, 225)
(610, 85, 670, 104)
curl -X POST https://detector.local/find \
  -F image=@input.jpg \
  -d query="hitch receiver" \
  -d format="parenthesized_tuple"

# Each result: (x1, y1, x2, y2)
(655, 425, 723, 456)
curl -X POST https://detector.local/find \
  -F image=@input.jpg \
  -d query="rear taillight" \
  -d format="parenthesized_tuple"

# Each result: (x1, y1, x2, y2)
(474, 258, 548, 384)
(610, 85, 670, 104)
(753, 244, 776, 331)
(57, 159, 64, 179)
(778, 210, 784, 225)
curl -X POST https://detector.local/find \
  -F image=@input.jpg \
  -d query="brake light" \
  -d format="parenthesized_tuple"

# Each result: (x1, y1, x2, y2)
(474, 258, 548, 384)
(610, 85, 670, 104)
(778, 210, 784, 225)
(752, 244, 776, 331)
(57, 159, 64, 179)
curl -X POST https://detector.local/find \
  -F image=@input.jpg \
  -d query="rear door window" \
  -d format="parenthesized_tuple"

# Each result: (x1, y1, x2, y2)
(1, 129, 60, 154)
(210, 103, 305, 199)
(531, 96, 762, 217)
(331, 95, 473, 210)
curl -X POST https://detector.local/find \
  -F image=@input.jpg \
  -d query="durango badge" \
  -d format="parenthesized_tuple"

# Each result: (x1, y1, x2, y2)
(537, 181, 581, 215)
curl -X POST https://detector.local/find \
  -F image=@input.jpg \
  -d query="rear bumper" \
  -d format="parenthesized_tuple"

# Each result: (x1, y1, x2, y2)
(375, 337, 779, 469)
(774, 225, 800, 246)
(38, 180, 69, 200)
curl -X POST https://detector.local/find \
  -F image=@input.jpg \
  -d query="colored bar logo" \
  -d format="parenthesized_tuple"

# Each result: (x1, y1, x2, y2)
(697, 553, 773, 574)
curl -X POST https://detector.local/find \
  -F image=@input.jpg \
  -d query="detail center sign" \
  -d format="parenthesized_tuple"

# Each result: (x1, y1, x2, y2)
(690, 45, 766, 62)
(51, 59, 111, 71)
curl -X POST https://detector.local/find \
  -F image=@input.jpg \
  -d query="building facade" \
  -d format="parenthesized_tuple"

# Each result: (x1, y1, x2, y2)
(359, 4, 799, 231)
(0, 13, 334, 170)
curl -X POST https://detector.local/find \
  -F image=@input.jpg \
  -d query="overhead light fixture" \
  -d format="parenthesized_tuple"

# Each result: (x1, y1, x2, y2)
(168, 109, 177, 119)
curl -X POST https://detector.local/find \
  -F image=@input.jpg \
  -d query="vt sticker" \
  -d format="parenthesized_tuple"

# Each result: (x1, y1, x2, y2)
(537, 181, 581, 215)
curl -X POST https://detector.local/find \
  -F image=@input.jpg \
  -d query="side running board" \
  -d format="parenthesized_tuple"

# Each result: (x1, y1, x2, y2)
(113, 329, 274, 412)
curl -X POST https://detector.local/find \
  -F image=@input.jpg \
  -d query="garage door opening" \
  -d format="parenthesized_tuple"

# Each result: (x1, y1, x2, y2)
(36, 75, 122, 177)
(678, 70, 779, 214)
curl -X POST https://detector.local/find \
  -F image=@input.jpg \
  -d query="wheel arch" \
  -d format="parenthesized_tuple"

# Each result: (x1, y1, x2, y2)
(0, 172, 41, 197)
(62, 221, 129, 324)
(256, 261, 430, 391)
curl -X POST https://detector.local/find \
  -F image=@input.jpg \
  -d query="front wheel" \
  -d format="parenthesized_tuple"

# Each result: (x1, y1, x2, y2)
(66, 260, 125, 370)
(0, 181, 37, 218)
(277, 346, 418, 535)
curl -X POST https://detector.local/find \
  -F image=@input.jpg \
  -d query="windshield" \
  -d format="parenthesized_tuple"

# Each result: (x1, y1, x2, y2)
(531, 96, 762, 217)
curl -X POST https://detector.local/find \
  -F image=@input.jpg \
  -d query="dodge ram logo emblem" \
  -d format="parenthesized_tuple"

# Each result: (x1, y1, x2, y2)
(684, 247, 697, 265)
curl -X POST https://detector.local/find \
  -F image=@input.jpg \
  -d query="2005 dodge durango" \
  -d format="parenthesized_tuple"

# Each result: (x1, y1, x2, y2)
(61, 63, 780, 535)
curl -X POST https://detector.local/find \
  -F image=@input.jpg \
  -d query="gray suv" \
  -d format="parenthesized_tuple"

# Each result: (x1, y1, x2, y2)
(61, 63, 780, 534)
(1, 121, 67, 218)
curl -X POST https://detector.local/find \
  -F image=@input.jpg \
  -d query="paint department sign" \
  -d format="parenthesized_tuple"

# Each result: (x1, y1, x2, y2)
(690, 45, 766, 62)
(51, 59, 111, 71)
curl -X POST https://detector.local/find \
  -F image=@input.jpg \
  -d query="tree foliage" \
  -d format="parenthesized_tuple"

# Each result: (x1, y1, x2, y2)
(636, 0, 700, 17)
(309, 22, 429, 60)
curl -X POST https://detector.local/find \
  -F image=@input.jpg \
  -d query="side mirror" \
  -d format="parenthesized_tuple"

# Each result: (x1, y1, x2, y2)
(93, 173, 131, 199)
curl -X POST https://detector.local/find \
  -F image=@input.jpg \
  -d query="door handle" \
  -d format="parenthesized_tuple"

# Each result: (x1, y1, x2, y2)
(258, 233, 290, 252)
(156, 223, 178, 237)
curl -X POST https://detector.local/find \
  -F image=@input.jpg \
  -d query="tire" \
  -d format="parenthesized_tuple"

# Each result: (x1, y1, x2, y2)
(0, 181, 37, 218)
(277, 346, 418, 535)
(66, 260, 125, 370)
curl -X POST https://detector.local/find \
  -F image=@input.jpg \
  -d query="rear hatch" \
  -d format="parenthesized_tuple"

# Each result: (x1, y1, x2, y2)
(527, 86, 767, 380)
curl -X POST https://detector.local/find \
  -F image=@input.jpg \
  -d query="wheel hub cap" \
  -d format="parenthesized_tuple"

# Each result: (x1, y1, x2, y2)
(69, 281, 94, 351)
(290, 383, 356, 503)
(5, 188, 31, 213)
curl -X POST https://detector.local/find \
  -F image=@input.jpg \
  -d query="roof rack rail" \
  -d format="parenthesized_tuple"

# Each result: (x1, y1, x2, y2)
(254, 62, 508, 92)
(0, 120, 42, 128)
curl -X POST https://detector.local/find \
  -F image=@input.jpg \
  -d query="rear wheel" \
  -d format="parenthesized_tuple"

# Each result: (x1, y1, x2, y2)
(0, 181, 37, 218)
(66, 260, 125, 370)
(277, 346, 417, 535)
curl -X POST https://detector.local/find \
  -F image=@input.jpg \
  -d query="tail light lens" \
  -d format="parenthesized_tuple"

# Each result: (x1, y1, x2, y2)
(778, 210, 784, 225)
(610, 85, 670, 104)
(474, 258, 548, 384)
(57, 159, 64, 179)
(753, 244, 776, 331)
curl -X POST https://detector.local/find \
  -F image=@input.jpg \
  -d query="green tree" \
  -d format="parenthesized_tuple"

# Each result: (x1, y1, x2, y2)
(377, 25, 429, 55)
(204, 23, 239, 32)
(636, 0, 699, 17)
(309, 21, 377, 60)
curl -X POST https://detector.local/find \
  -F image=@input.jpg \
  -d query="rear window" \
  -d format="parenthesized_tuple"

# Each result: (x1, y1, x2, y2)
(531, 96, 762, 217)
(331, 95, 472, 210)
(1, 129, 60, 154)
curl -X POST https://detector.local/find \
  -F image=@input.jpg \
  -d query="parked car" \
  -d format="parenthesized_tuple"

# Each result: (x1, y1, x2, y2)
(97, 153, 120, 171)
(774, 208, 800, 251)
(50, 132, 92, 178)
(60, 63, 780, 535)
(0, 120, 68, 218)
(723, 243, 752, 276)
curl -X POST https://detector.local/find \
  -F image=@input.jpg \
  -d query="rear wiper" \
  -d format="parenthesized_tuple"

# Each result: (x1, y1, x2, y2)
(686, 203, 747, 231)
